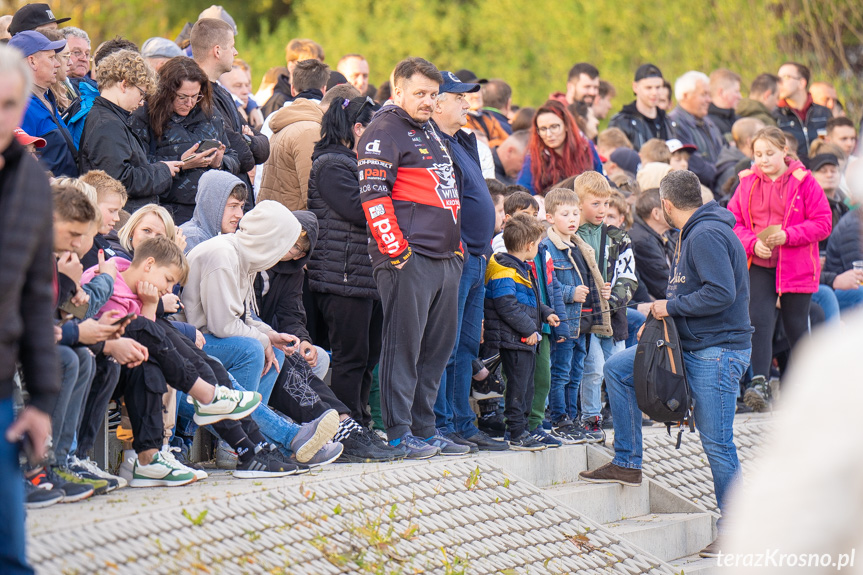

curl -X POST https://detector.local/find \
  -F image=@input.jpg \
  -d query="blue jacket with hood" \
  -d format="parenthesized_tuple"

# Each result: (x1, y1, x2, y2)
(665, 200, 753, 351)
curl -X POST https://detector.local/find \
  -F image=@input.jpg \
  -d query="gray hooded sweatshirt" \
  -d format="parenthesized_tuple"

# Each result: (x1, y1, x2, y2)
(182, 200, 301, 348)
(180, 170, 246, 253)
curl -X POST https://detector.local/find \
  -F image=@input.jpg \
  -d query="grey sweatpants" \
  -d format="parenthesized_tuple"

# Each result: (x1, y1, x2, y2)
(374, 252, 462, 440)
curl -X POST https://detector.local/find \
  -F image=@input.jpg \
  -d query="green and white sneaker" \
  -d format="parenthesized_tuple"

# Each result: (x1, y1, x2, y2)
(161, 446, 208, 481)
(68, 455, 127, 489)
(190, 385, 262, 426)
(129, 451, 197, 488)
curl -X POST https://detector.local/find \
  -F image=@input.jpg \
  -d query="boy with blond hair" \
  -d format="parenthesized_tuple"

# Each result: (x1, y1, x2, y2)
(541, 188, 591, 443)
(574, 172, 638, 442)
(79, 170, 127, 269)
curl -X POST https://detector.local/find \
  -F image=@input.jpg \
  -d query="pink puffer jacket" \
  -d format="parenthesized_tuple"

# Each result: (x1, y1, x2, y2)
(728, 159, 832, 294)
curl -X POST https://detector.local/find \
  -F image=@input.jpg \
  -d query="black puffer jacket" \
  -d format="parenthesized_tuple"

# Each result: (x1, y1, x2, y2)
(823, 208, 862, 287)
(306, 143, 378, 299)
(129, 103, 240, 213)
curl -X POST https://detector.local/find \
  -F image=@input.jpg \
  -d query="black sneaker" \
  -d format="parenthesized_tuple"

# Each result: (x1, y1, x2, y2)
(459, 430, 509, 451)
(508, 430, 547, 451)
(477, 406, 506, 437)
(24, 479, 63, 508)
(580, 416, 606, 444)
(529, 427, 562, 448)
(235, 445, 299, 478)
(27, 467, 93, 503)
(551, 417, 587, 445)
(340, 427, 402, 463)
(444, 432, 478, 453)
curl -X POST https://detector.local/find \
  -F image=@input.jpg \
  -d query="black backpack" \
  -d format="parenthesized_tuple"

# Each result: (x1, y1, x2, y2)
(633, 315, 694, 448)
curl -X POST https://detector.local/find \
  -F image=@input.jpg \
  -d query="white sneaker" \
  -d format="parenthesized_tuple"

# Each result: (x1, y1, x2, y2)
(190, 385, 262, 426)
(129, 451, 197, 488)
(68, 455, 128, 489)
(161, 446, 208, 481)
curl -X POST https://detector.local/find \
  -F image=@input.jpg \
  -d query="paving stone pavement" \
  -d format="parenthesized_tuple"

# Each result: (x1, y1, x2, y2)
(27, 456, 676, 575)
(604, 412, 773, 514)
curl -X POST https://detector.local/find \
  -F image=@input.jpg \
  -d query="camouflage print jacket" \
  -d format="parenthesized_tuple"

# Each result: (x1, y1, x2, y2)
(129, 103, 240, 210)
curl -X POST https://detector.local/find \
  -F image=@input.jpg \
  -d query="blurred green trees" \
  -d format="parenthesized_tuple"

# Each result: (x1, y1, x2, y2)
(4, 0, 861, 116)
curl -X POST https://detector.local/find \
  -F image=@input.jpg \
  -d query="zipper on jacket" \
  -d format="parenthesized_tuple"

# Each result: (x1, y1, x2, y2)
(405, 203, 416, 239)
(343, 237, 350, 283)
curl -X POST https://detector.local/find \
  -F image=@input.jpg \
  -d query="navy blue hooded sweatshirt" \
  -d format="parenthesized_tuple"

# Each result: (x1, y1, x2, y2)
(440, 127, 495, 257)
(665, 201, 753, 351)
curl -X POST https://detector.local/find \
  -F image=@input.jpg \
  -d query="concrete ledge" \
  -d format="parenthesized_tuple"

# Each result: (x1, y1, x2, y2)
(607, 512, 714, 562)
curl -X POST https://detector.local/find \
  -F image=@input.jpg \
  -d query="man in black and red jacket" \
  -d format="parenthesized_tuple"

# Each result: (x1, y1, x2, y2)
(359, 57, 463, 459)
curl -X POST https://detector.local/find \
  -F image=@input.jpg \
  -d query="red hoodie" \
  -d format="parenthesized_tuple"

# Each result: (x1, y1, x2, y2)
(728, 159, 833, 293)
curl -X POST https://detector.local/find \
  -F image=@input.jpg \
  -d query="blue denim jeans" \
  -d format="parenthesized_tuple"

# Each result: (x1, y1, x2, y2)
(626, 308, 647, 348)
(435, 252, 486, 437)
(549, 336, 586, 422)
(581, 335, 625, 419)
(53, 345, 95, 464)
(812, 284, 840, 323)
(176, 358, 300, 448)
(0, 397, 32, 574)
(604, 344, 750, 514)
(203, 335, 285, 403)
(835, 287, 863, 313)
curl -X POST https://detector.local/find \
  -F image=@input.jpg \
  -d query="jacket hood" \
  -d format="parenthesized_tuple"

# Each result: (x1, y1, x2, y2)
(270, 210, 319, 274)
(234, 200, 302, 273)
(181, 171, 245, 253)
(270, 98, 323, 134)
(680, 200, 736, 241)
(311, 142, 355, 162)
(373, 104, 428, 129)
(735, 98, 770, 117)
(751, 158, 807, 184)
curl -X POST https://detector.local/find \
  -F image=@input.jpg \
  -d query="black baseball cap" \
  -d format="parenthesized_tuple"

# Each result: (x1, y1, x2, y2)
(9, 3, 70, 36)
(634, 63, 663, 82)
(454, 69, 487, 85)
(810, 153, 840, 172)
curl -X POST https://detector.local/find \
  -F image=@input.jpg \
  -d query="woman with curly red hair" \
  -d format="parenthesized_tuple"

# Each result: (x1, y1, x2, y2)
(516, 100, 603, 195)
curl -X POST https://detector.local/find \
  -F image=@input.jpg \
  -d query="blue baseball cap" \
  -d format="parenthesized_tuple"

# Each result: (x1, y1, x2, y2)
(8, 30, 66, 57)
(439, 70, 481, 94)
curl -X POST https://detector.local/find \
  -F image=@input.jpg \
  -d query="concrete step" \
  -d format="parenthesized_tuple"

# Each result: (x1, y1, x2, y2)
(544, 480, 650, 524)
(670, 553, 719, 574)
(606, 512, 713, 562)
(487, 444, 588, 487)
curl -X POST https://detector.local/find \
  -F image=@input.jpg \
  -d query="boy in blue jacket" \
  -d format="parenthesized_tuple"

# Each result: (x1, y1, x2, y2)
(541, 188, 592, 444)
(484, 214, 560, 451)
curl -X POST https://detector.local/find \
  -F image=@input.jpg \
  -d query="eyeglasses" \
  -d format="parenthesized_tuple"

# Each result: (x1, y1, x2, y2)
(175, 92, 204, 104)
(288, 242, 307, 257)
(131, 85, 147, 101)
(57, 53, 71, 62)
(70, 50, 90, 59)
(537, 123, 564, 135)
(779, 75, 801, 82)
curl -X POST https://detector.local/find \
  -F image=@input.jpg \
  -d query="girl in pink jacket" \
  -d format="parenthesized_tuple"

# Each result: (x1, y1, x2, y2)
(728, 126, 831, 408)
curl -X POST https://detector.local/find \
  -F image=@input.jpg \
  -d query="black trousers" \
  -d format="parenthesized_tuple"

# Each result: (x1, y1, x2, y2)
(77, 354, 120, 456)
(374, 253, 462, 440)
(316, 292, 383, 427)
(501, 348, 536, 438)
(268, 352, 349, 423)
(118, 318, 261, 453)
(749, 265, 812, 378)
